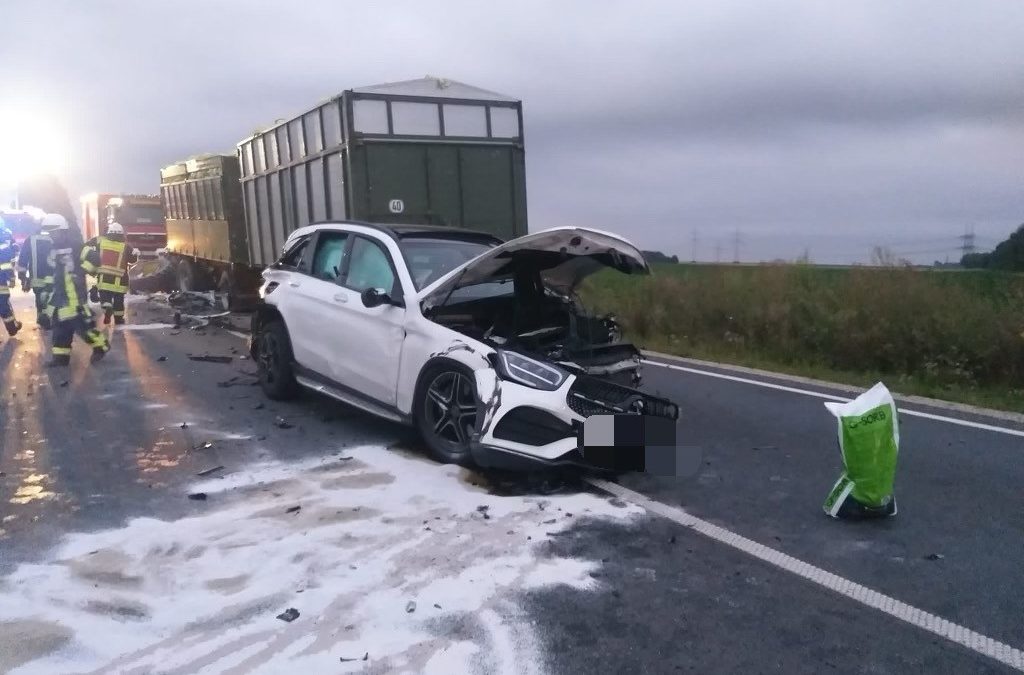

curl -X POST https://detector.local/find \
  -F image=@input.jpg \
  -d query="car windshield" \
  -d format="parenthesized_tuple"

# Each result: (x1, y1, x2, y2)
(400, 237, 496, 290)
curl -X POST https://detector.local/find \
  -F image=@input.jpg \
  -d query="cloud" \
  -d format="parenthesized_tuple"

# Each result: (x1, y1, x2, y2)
(2, 0, 1022, 262)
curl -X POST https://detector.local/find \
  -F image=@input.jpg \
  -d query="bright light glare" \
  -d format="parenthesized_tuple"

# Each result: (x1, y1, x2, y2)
(0, 110, 68, 187)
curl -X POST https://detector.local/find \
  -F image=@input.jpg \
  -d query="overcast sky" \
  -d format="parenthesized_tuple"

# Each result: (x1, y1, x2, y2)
(2, 0, 1022, 263)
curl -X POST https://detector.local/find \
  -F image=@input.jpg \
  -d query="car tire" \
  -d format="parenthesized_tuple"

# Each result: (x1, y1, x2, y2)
(256, 320, 299, 400)
(415, 362, 480, 466)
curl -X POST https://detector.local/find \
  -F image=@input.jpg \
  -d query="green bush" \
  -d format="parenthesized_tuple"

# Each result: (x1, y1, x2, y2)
(583, 264, 1024, 395)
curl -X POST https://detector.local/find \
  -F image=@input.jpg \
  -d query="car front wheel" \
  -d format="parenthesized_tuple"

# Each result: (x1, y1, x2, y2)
(256, 320, 299, 400)
(416, 364, 480, 466)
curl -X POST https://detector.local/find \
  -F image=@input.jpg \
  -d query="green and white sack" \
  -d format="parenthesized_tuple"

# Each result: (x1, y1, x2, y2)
(822, 383, 899, 519)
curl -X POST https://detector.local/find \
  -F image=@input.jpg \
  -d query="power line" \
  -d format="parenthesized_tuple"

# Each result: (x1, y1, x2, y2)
(959, 225, 977, 258)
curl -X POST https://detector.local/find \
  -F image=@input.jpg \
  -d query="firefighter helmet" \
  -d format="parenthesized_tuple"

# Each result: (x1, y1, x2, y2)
(41, 213, 69, 231)
(106, 222, 124, 235)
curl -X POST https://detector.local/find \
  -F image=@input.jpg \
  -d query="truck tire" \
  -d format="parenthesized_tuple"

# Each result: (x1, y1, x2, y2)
(255, 320, 299, 400)
(177, 258, 215, 293)
(177, 259, 197, 292)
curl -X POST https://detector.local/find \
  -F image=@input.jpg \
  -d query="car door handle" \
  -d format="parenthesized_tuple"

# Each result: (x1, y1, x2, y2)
(333, 293, 348, 303)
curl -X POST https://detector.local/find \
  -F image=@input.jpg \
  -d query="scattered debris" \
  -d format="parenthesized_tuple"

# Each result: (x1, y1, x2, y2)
(188, 355, 233, 364)
(924, 553, 945, 561)
(338, 456, 353, 461)
(609, 498, 627, 508)
(542, 519, 556, 525)
(286, 505, 301, 514)
(196, 465, 224, 477)
(256, 435, 267, 441)
(405, 601, 416, 613)
(157, 356, 167, 362)
(276, 608, 300, 622)
(59, 381, 69, 388)
(253, 402, 264, 410)
(433, 603, 441, 609)
(0, 471, 6, 477)
(339, 653, 369, 663)
(180, 422, 189, 429)
(274, 417, 294, 429)
(669, 535, 677, 544)
(187, 492, 207, 501)
(194, 441, 214, 451)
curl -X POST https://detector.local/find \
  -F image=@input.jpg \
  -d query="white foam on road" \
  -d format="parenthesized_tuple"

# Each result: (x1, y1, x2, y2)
(588, 478, 1024, 672)
(0, 447, 643, 675)
(646, 360, 1024, 438)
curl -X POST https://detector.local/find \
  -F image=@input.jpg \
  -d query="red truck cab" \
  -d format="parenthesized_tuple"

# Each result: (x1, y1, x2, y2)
(81, 192, 167, 258)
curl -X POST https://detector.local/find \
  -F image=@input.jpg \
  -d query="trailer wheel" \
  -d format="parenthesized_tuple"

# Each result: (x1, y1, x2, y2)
(176, 259, 197, 292)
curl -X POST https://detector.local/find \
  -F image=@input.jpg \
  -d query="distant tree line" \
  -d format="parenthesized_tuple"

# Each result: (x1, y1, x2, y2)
(642, 250, 679, 264)
(961, 224, 1024, 271)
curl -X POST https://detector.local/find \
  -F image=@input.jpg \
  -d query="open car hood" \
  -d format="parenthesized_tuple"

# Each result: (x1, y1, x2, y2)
(420, 227, 649, 307)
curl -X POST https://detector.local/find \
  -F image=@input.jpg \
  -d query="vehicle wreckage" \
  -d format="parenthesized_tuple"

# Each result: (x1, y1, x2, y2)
(251, 224, 679, 470)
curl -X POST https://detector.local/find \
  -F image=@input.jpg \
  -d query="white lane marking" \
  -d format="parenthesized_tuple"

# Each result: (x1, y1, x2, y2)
(226, 330, 249, 341)
(587, 478, 1024, 672)
(645, 360, 1024, 439)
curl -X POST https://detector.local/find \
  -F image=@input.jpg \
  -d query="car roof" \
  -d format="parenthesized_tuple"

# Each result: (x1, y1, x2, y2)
(289, 220, 503, 246)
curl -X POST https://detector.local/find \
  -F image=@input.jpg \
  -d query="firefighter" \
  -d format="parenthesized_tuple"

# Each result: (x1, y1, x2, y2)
(17, 214, 56, 330)
(0, 216, 23, 338)
(81, 222, 139, 325)
(46, 215, 109, 366)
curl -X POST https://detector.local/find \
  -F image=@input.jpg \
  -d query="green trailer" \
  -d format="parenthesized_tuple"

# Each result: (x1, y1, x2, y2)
(158, 77, 527, 300)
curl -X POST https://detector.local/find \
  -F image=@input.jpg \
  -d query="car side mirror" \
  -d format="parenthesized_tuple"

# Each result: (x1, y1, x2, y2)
(361, 287, 400, 308)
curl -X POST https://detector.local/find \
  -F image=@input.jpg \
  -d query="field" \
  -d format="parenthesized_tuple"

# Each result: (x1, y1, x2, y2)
(583, 263, 1024, 412)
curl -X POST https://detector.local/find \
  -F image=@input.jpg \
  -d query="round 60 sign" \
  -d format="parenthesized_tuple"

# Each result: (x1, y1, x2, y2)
(388, 199, 405, 214)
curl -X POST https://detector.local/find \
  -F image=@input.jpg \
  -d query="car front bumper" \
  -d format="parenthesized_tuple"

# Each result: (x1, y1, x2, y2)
(471, 372, 678, 472)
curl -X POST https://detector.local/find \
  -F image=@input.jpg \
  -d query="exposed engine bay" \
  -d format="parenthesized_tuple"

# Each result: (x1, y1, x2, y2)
(427, 268, 643, 386)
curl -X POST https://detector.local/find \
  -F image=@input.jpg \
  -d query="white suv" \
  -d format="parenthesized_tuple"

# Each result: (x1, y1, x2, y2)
(250, 222, 678, 470)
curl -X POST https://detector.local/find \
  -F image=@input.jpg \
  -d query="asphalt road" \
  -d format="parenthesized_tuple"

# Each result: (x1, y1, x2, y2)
(0, 288, 1021, 674)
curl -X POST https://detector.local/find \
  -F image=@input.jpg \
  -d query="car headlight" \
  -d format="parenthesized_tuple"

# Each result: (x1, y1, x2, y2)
(496, 350, 568, 391)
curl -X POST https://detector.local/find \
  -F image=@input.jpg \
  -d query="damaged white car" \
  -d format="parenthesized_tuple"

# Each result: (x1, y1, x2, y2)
(251, 223, 678, 470)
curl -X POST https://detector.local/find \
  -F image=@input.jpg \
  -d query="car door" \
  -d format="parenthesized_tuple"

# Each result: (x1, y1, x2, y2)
(330, 234, 406, 407)
(285, 229, 350, 377)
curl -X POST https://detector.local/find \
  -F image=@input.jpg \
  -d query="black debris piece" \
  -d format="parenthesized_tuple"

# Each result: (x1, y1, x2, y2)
(339, 653, 369, 663)
(0, 471, 5, 477)
(253, 402, 264, 410)
(196, 465, 224, 477)
(256, 435, 267, 441)
(180, 422, 189, 429)
(276, 608, 300, 622)
(60, 381, 69, 388)
(194, 441, 214, 451)
(189, 355, 233, 364)
(609, 498, 627, 508)
(286, 505, 302, 514)
(188, 492, 207, 501)
(405, 601, 416, 613)
(476, 505, 489, 513)
(157, 356, 167, 362)
(434, 603, 442, 609)
(274, 417, 294, 429)
(924, 553, 945, 561)
(338, 456, 353, 461)
(542, 519, 556, 525)
(669, 535, 677, 544)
